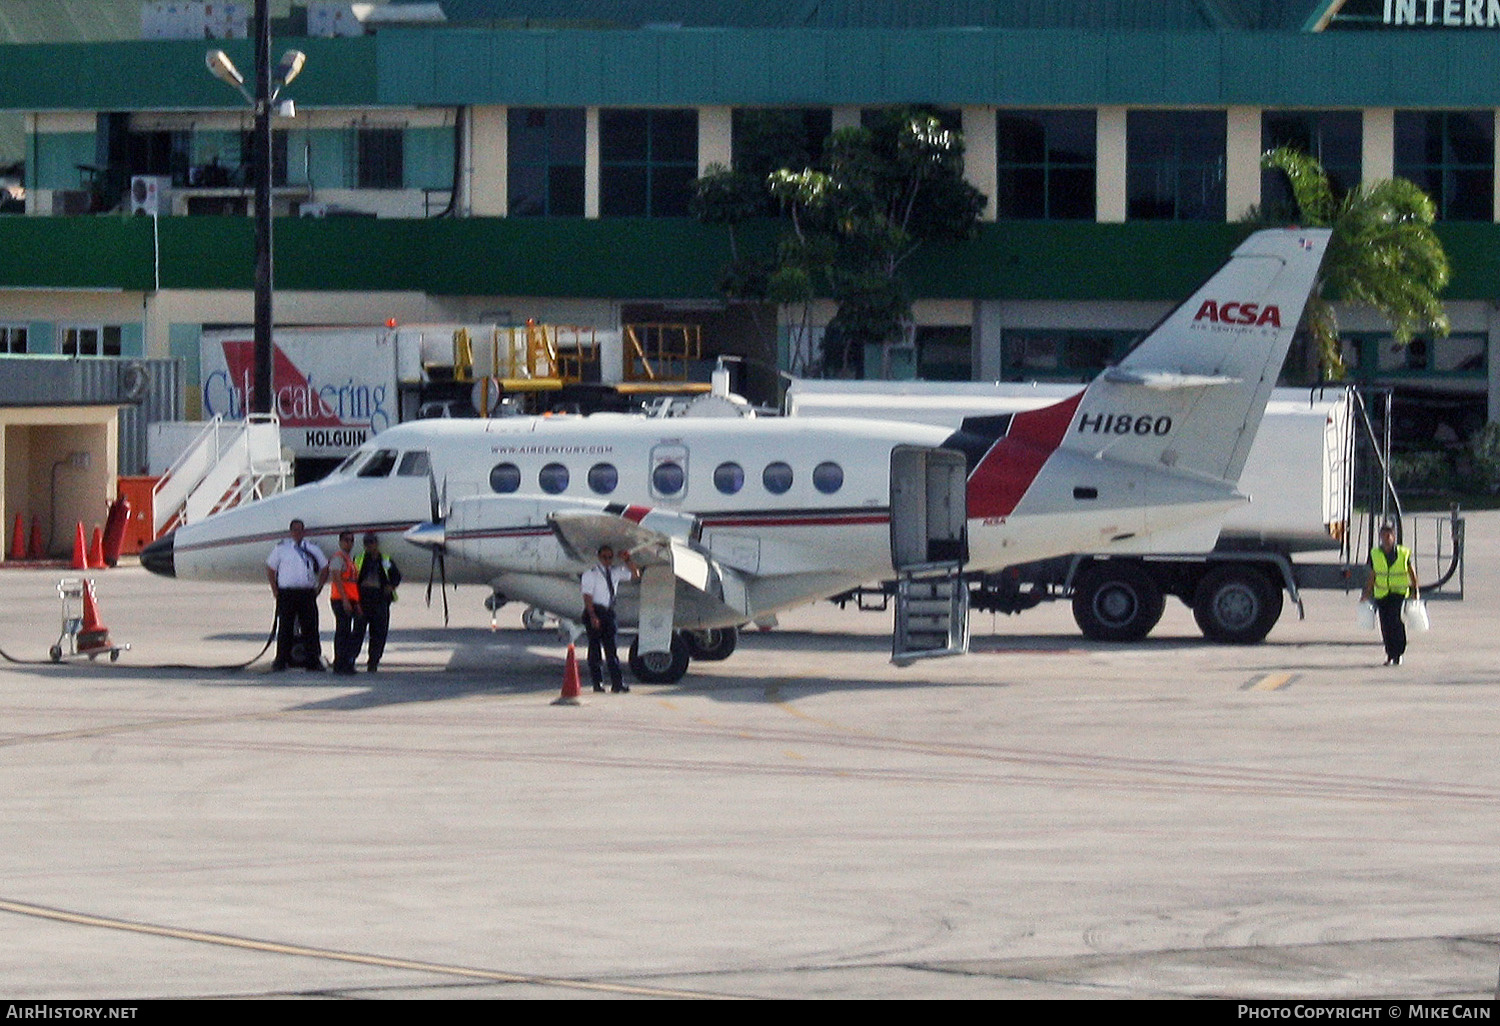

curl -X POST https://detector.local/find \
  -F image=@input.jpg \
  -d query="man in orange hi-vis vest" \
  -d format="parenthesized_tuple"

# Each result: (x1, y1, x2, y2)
(328, 530, 362, 675)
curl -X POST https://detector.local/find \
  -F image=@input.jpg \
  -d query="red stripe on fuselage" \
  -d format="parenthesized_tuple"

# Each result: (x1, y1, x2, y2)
(966, 392, 1082, 519)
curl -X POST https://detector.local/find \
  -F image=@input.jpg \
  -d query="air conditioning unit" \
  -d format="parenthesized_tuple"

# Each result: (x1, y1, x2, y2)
(129, 176, 173, 216)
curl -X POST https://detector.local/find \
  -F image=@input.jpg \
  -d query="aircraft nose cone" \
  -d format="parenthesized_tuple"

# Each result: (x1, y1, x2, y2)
(140, 532, 175, 578)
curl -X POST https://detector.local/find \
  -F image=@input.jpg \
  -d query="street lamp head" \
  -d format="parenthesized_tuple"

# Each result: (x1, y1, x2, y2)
(204, 49, 244, 88)
(275, 49, 306, 88)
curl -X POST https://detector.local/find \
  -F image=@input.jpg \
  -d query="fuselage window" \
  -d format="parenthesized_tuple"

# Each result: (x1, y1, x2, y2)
(539, 462, 570, 494)
(358, 449, 398, 478)
(489, 462, 522, 493)
(763, 461, 794, 495)
(396, 450, 431, 477)
(713, 462, 744, 495)
(653, 460, 685, 496)
(588, 462, 619, 494)
(812, 461, 844, 494)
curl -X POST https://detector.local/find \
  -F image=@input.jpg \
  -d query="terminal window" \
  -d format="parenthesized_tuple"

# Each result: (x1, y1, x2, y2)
(508, 108, 585, 217)
(1394, 110, 1495, 221)
(1001, 330, 1134, 382)
(357, 128, 404, 190)
(1261, 110, 1361, 212)
(600, 109, 697, 217)
(1342, 332, 1488, 379)
(0, 326, 27, 354)
(732, 108, 832, 181)
(996, 110, 1096, 220)
(61, 326, 121, 358)
(1126, 110, 1227, 221)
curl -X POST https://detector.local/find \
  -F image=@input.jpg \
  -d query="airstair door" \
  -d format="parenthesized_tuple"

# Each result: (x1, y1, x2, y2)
(889, 446, 969, 664)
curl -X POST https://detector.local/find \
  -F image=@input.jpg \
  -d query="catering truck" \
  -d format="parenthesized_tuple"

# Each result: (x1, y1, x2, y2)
(787, 380, 1462, 644)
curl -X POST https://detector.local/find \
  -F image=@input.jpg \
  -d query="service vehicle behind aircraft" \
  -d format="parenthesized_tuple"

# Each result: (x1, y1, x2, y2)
(143, 228, 1331, 682)
(789, 380, 1370, 643)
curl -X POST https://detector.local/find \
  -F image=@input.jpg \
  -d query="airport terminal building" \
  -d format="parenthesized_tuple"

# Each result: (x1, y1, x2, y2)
(1, 0, 1500, 450)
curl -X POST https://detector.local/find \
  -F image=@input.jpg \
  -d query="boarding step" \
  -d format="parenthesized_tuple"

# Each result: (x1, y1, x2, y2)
(892, 566, 969, 666)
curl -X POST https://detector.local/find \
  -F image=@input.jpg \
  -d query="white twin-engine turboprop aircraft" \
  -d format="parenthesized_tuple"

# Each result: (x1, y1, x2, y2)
(143, 228, 1330, 683)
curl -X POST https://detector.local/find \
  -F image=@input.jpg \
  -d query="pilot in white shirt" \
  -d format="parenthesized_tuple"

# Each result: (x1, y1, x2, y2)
(580, 544, 639, 692)
(265, 518, 329, 671)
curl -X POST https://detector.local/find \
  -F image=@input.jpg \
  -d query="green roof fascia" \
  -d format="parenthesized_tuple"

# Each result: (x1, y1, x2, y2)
(7, 28, 1500, 112)
(375, 25, 1500, 108)
(2, 216, 1499, 304)
(0, 37, 378, 112)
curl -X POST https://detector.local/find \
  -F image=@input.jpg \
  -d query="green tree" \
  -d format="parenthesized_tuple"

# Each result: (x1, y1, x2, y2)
(1259, 145, 1450, 377)
(694, 108, 985, 377)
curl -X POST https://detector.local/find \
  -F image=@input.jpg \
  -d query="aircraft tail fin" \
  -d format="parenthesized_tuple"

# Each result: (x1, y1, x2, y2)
(1059, 227, 1331, 483)
(957, 228, 1329, 522)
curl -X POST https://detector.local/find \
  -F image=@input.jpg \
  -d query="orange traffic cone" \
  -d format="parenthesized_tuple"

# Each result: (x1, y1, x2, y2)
(551, 643, 586, 706)
(71, 522, 88, 570)
(9, 513, 24, 560)
(77, 579, 111, 652)
(88, 527, 105, 569)
(28, 516, 43, 559)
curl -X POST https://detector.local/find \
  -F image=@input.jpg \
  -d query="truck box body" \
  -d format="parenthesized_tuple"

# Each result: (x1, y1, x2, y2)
(786, 380, 1352, 555)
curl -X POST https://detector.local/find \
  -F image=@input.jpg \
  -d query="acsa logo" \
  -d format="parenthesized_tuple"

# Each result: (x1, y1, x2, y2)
(1192, 300, 1281, 327)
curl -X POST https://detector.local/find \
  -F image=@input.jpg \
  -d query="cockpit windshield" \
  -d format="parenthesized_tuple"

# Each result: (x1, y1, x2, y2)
(357, 449, 399, 478)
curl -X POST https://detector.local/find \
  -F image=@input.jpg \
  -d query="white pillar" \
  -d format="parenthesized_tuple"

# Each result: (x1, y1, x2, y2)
(831, 106, 861, 133)
(1363, 108, 1395, 184)
(467, 105, 506, 217)
(699, 105, 732, 175)
(585, 107, 600, 218)
(1096, 106, 1128, 223)
(1493, 110, 1500, 224)
(1225, 106, 1262, 221)
(962, 106, 997, 221)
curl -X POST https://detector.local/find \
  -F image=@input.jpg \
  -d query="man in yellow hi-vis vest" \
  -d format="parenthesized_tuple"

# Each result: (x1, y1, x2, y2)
(1361, 522, 1420, 666)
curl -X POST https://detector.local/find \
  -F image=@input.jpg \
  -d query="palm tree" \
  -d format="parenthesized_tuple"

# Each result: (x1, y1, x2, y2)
(1260, 145, 1450, 377)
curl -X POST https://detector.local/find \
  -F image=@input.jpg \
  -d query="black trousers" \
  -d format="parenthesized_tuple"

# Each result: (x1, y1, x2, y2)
(354, 590, 392, 669)
(1376, 593, 1408, 661)
(275, 587, 321, 668)
(331, 598, 361, 671)
(585, 606, 622, 688)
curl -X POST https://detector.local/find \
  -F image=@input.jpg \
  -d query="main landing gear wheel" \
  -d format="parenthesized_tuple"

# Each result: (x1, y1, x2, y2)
(683, 626, 737, 661)
(628, 633, 690, 685)
(1192, 565, 1283, 644)
(1072, 562, 1165, 642)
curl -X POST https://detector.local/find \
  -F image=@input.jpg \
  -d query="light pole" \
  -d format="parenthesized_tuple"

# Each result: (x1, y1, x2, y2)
(205, 3, 304, 416)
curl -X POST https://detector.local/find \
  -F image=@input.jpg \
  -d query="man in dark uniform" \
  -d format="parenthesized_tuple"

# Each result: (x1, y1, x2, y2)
(352, 533, 401, 672)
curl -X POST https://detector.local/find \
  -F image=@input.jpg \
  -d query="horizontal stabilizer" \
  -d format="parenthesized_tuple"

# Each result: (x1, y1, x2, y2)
(1102, 369, 1242, 389)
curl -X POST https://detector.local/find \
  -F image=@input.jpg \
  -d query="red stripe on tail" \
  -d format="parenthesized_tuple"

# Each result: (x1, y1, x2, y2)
(966, 392, 1082, 519)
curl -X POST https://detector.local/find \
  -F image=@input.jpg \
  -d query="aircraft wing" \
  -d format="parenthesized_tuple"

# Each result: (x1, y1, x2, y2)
(549, 510, 679, 567)
(549, 510, 747, 624)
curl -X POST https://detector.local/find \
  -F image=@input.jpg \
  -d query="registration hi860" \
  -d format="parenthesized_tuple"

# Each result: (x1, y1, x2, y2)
(1077, 412, 1174, 436)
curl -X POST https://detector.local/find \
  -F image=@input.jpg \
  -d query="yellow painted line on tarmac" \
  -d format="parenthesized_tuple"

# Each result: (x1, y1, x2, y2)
(1248, 672, 1296, 692)
(0, 897, 743, 1000)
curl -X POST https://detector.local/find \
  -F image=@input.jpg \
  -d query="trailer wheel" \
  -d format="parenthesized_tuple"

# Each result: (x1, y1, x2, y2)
(1072, 562, 1164, 642)
(1192, 566, 1283, 644)
(683, 626, 737, 661)
(628, 633, 690, 685)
